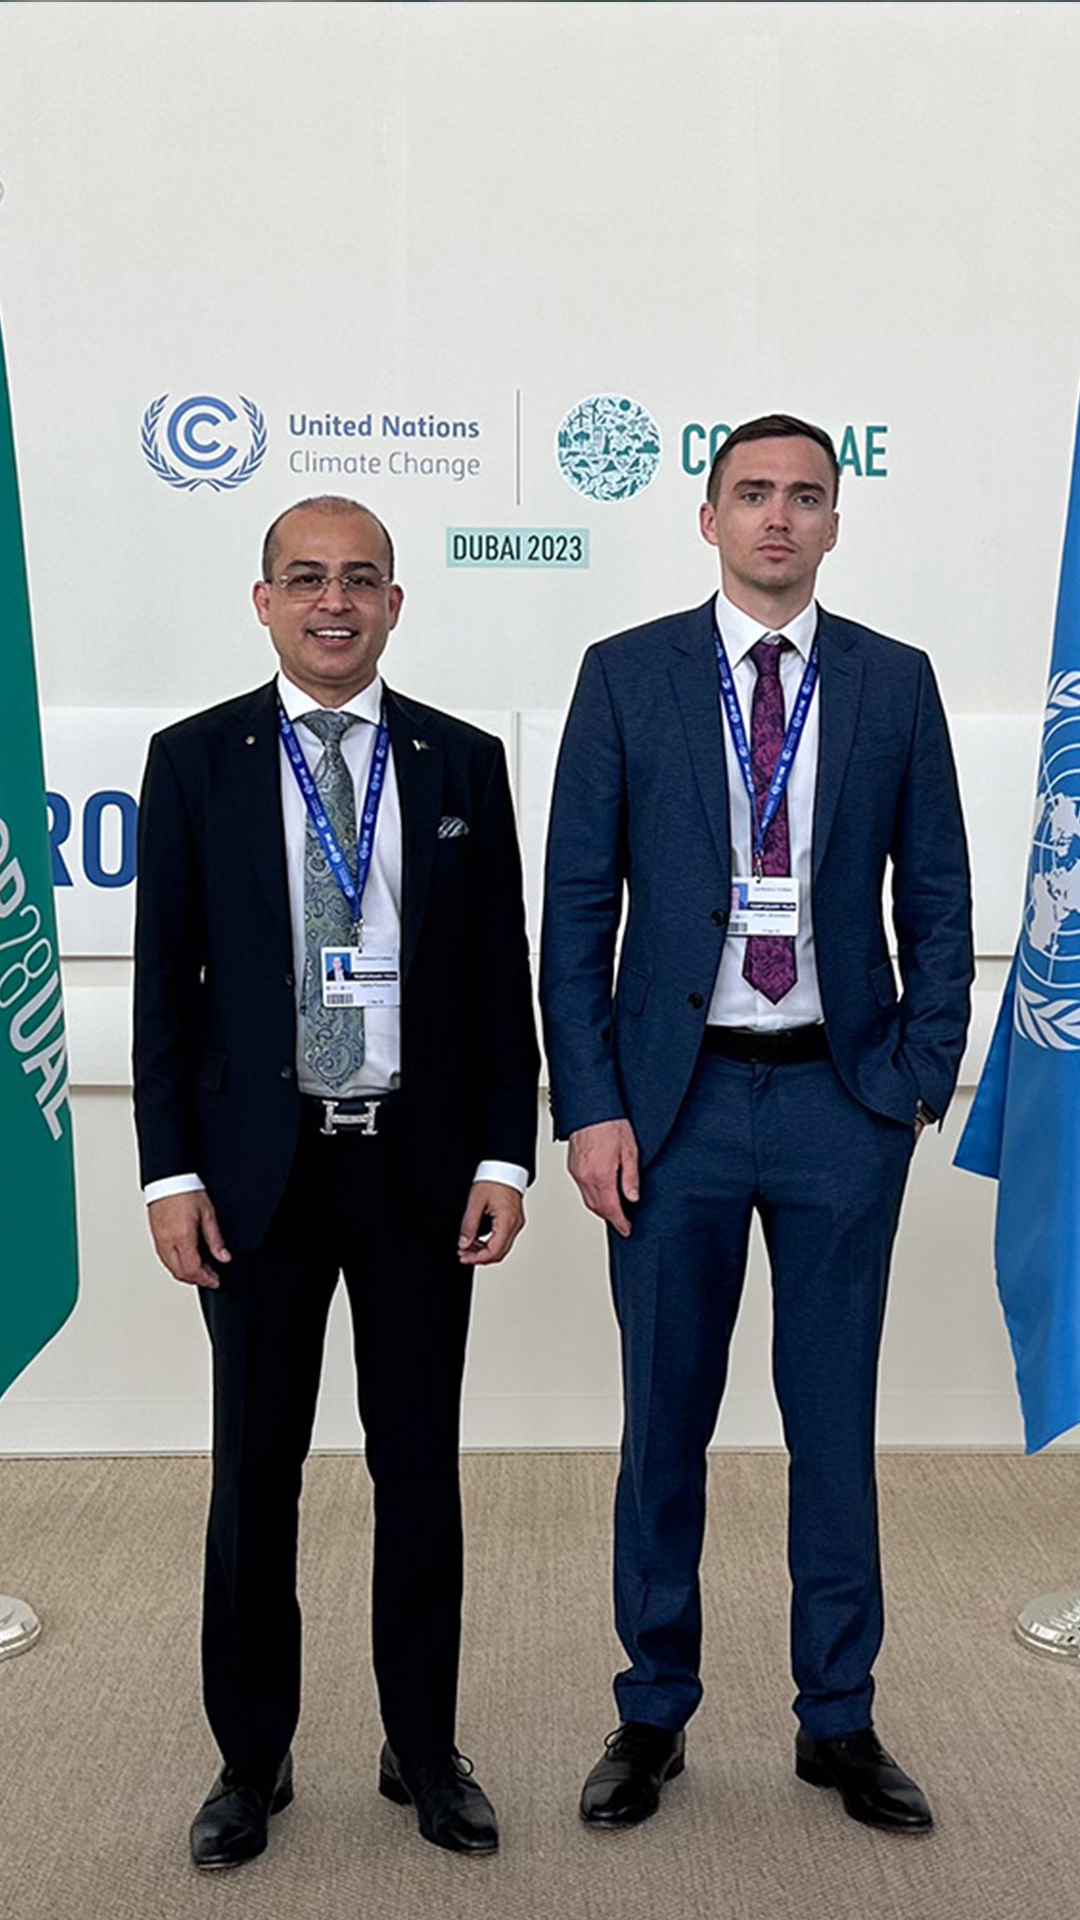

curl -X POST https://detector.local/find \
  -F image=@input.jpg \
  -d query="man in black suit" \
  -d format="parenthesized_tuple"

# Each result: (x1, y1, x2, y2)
(134, 496, 539, 1867)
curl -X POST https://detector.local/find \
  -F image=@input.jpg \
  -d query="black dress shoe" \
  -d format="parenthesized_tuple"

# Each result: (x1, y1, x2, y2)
(189, 1751, 294, 1869)
(378, 1742, 499, 1855)
(795, 1729, 933, 1833)
(580, 1722, 686, 1830)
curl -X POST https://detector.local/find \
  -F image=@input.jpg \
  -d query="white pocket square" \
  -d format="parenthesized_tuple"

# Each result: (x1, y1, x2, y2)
(437, 815, 469, 839)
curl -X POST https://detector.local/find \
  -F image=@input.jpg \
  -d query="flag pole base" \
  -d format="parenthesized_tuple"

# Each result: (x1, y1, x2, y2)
(0, 1595, 41, 1660)
(1014, 1590, 1080, 1658)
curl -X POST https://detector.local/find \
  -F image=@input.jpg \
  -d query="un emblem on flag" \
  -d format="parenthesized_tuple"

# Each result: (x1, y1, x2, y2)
(1017, 671, 1080, 1047)
(140, 393, 267, 492)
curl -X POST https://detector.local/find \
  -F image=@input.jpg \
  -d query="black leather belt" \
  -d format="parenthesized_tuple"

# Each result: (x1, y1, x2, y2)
(702, 1025, 830, 1065)
(300, 1093, 397, 1137)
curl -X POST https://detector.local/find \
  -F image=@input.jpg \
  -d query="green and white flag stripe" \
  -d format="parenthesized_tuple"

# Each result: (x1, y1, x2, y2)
(0, 310, 78, 1397)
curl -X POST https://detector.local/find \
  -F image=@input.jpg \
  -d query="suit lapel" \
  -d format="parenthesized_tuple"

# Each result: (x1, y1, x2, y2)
(813, 609, 863, 879)
(229, 682, 292, 945)
(668, 601, 731, 874)
(384, 687, 443, 984)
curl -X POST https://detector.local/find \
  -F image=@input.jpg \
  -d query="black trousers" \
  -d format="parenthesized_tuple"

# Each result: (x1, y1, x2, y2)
(199, 1104, 474, 1780)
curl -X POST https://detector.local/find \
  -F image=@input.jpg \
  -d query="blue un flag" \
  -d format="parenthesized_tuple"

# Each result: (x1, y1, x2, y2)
(956, 398, 1080, 1452)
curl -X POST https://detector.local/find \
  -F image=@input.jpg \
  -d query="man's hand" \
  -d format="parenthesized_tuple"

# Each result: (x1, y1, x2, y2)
(148, 1191, 231, 1288)
(568, 1119, 640, 1237)
(458, 1181, 526, 1266)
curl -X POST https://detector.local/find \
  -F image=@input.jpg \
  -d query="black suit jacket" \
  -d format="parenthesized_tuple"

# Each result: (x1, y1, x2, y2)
(133, 680, 540, 1250)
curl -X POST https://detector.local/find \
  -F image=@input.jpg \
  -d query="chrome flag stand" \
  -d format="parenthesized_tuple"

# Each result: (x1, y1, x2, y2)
(1014, 1590, 1080, 1659)
(0, 1595, 41, 1659)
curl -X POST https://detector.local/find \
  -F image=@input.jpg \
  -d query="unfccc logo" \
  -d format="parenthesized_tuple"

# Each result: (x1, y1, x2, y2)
(140, 392, 267, 491)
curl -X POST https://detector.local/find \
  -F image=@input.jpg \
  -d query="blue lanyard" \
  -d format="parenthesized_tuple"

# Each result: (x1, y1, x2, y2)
(278, 699, 390, 932)
(713, 628, 819, 875)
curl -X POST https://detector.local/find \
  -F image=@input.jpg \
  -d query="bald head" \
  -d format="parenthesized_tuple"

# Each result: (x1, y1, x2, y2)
(261, 496, 395, 584)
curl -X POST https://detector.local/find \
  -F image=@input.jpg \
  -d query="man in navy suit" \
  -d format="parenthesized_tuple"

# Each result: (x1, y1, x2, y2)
(134, 497, 538, 1866)
(541, 416, 972, 1835)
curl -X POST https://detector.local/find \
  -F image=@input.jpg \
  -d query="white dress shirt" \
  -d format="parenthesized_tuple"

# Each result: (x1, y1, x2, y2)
(707, 589, 826, 1031)
(144, 668, 526, 1201)
(280, 670, 403, 1098)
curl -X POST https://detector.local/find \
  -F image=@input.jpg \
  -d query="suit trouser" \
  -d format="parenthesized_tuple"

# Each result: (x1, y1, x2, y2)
(609, 1052, 914, 1742)
(199, 1106, 473, 1781)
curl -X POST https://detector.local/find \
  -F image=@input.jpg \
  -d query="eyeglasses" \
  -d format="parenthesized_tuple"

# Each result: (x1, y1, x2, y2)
(268, 569, 391, 600)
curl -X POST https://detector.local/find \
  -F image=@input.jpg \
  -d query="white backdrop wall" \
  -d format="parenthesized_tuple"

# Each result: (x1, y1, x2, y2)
(0, 0, 1076, 1453)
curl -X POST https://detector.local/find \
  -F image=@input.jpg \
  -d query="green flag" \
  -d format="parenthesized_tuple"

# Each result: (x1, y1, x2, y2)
(0, 310, 78, 1397)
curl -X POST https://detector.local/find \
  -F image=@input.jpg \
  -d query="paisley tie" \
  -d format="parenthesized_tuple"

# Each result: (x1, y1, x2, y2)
(742, 638, 798, 1005)
(299, 710, 365, 1087)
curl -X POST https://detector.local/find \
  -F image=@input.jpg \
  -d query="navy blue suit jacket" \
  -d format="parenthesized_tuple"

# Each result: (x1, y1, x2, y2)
(540, 599, 973, 1166)
(133, 680, 539, 1250)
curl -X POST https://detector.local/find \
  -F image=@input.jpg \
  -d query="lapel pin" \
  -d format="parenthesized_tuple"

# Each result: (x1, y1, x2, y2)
(244, 734, 256, 746)
(413, 738, 431, 751)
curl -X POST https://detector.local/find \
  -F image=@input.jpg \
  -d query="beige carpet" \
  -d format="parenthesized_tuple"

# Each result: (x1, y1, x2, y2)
(2, 1452, 1080, 1920)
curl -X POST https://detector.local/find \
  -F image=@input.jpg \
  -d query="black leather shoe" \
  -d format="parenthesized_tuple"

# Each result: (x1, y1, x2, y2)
(795, 1729, 933, 1833)
(379, 1742, 499, 1855)
(580, 1722, 686, 1830)
(189, 1751, 294, 1869)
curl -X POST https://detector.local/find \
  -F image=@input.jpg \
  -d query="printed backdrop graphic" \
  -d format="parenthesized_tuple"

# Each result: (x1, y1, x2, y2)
(0, 0, 1078, 1451)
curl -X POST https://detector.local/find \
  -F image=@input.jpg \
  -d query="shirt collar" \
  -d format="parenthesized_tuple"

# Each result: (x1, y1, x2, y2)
(713, 589, 818, 667)
(276, 669, 383, 727)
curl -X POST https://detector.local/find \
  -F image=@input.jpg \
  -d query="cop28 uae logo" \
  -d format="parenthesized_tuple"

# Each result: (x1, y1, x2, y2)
(556, 393, 661, 502)
(140, 392, 267, 491)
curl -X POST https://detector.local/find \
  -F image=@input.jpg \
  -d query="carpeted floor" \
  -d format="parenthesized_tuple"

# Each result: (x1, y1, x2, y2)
(2, 1452, 1079, 1920)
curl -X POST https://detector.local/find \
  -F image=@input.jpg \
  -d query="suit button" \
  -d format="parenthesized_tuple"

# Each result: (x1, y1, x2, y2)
(280, 1065, 293, 1079)
(711, 908, 728, 927)
(688, 992, 704, 1010)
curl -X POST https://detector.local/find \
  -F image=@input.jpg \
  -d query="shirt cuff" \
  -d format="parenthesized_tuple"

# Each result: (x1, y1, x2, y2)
(144, 1173, 206, 1205)
(472, 1160, 528, 1195)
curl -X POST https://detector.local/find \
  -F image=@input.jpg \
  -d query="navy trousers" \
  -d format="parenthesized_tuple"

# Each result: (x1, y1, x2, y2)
(609, 1052, 914, 1740)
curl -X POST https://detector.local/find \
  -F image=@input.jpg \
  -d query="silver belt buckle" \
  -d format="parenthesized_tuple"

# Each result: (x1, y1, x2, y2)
(320, 1098, 380, 1137)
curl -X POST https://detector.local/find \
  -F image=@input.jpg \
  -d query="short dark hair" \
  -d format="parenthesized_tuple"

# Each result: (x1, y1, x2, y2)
(705, 414, 840, 507)
(261, 496, 396, 582)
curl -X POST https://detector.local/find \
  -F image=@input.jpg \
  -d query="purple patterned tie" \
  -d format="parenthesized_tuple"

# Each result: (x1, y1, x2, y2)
(743, 636, 798, 1004)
